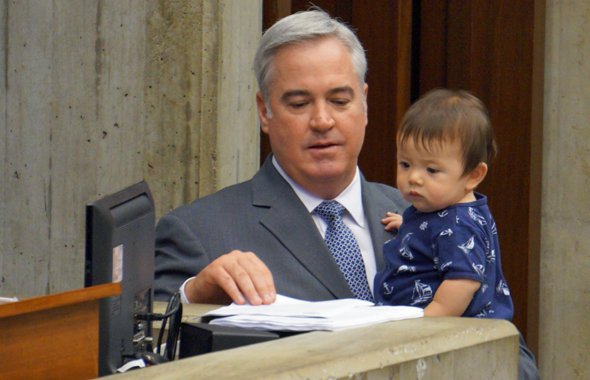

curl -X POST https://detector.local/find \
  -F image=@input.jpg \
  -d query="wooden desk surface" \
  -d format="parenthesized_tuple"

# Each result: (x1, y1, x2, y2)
(0, 284, 121, 380)
(104, 302, 519, 380)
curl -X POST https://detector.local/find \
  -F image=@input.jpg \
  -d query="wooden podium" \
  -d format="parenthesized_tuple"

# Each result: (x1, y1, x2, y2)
(0, 283, 120, 379)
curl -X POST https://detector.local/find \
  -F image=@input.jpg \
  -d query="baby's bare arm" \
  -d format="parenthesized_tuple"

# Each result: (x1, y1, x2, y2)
(424, 279, 481, 317)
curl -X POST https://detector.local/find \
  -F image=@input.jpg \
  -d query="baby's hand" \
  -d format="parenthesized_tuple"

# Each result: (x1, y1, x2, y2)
(381, 212, 403, 231)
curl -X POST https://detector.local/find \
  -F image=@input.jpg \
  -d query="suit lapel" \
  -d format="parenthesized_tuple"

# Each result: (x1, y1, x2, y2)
(362, 178, 400, 271)
(252, 158, 353, 299)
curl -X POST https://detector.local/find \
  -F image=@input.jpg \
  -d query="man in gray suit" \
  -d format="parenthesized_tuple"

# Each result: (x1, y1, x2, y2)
(154, 9, 539, 379)
(154, 9, 407, 305)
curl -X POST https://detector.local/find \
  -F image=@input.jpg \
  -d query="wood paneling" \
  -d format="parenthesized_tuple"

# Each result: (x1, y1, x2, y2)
(354, 0, 413, 184)
(418, 0, 542, 349)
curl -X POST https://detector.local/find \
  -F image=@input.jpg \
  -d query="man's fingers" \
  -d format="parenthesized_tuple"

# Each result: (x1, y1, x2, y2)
(215, 266, 249, 305)
(185, 251, 276, 305)
(221, 251, 275, 305)
(239, 252, 276, 304)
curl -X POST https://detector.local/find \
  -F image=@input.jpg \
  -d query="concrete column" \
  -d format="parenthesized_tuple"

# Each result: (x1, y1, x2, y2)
(0, 0, 261, 297)
(144, 0, 261, 214)
(540, 0, 590, 378)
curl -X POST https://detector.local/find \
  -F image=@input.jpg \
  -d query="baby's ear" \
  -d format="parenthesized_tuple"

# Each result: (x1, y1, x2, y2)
(466, 162, 488, 191)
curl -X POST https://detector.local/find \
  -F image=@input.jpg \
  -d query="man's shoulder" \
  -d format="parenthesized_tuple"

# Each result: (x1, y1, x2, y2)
(363, 180, 408, 207)
(365, 180, 398, 196)
(167, 179, 254, 218)
(161, 160, 292, 223)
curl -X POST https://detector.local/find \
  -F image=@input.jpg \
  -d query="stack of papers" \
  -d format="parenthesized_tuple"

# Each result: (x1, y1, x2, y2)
(202, 295, 423, 332)
(0, 296, 18, 305)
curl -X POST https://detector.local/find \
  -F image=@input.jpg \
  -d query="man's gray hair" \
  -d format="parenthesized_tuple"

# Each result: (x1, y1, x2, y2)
(253, 8, 367, 102)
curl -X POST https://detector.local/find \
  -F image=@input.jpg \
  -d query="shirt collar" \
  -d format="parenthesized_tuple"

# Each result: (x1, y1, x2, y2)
(272, 156, 365, 227)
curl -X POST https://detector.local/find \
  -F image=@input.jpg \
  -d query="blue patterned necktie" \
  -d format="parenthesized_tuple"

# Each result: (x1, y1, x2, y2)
(314, 200, 374, 301)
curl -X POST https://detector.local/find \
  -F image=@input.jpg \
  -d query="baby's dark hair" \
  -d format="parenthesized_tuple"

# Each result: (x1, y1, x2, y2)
(397, 88, 497, 176)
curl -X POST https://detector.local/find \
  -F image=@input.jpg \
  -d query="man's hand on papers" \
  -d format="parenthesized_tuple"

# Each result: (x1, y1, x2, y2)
(185, 250, 276, 305)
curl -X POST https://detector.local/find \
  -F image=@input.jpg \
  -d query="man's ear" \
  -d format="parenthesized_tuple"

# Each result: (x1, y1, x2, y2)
(466, 162, 488, 191)
(256, 92, 270, 134)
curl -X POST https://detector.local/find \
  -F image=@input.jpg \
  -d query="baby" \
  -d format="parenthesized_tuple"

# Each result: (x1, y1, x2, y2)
(375, 88, 513, 319)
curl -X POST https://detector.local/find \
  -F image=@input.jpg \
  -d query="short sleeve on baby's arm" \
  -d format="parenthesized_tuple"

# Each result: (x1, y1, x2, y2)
(434, 226, 486, 283)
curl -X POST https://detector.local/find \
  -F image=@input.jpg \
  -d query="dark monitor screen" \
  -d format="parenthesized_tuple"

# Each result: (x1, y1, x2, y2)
(84, 181, 155, 375)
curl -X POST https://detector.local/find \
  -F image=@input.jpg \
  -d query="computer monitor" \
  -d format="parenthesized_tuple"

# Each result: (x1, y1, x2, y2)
(84, 181, 155, 375)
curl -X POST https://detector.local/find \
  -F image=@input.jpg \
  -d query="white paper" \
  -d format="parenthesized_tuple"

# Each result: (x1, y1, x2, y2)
(0, 296, 19, 305)
(204, 294, 373, 318)
(203, 295, 423, 332)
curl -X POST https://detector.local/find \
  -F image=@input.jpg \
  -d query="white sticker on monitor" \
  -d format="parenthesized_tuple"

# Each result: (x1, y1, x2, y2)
(112, 244, 123, 283)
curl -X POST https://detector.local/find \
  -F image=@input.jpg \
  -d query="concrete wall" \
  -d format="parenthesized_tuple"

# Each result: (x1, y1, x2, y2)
(0, 0, 261, 297)
(539, 0, 590, 378)
(145, 0, 260, 212)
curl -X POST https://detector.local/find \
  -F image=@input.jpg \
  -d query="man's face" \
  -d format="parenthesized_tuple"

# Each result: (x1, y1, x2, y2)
(257, 37, 368, 199)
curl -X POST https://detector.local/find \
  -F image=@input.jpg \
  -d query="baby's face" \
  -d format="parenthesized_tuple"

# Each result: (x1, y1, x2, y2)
(396, 138, 474, 213)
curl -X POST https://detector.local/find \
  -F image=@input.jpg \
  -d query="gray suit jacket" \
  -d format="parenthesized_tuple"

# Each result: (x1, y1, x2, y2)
(154, 156, 408, 301)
